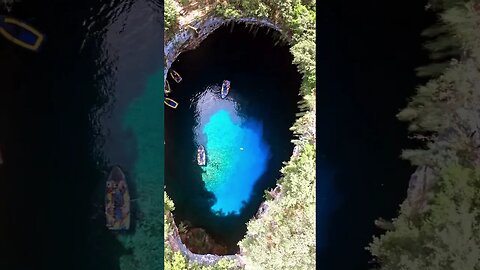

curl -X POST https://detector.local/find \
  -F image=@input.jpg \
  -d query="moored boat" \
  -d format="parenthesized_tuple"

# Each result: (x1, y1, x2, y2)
(0, 15, 44, 51)
(221, 80, 230, 99)
(197, 145, 206, 166)
(105, 166, 130, 230)
(165, 80, 171, 95)
(165, 97, 179, 109)
(169, 69, 182, 83)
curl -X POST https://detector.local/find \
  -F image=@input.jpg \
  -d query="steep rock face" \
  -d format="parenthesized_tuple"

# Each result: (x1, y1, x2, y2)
(164, 16, 281, 86)
(180, 227, 228, 255)
(167, 213, 241, 266)
(405, 166, 436, 214)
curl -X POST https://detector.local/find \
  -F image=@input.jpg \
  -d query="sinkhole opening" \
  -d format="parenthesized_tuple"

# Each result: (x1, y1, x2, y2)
(165, 23, 301, 254)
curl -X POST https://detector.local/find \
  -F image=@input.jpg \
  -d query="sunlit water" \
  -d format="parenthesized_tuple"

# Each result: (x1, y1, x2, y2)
(192, 87, 270, 215)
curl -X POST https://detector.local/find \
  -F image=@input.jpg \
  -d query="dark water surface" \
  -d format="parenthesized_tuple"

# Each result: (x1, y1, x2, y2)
(0, 1, 164, 270)
(165, 25, 301, 253)
(316, 1, 435, 269)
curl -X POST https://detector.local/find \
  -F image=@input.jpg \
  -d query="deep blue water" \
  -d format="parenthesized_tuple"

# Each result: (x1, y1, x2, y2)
(165, 25, 301, 252)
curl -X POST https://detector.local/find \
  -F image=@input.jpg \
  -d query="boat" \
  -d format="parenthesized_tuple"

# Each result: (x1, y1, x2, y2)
(0, 15, 44, 51)
(165, 80, 171, 95)
(105, 166, 130, 231)
(197, 145, 206, 166)
(165, 97, 179, 109)
(221, 80, 231, 99)
(169, 69, 182, 83)
(0, 148, 3, 165)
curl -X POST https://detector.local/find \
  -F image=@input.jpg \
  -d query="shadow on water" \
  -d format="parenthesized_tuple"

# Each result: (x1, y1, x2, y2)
(165, 23, 301, 253)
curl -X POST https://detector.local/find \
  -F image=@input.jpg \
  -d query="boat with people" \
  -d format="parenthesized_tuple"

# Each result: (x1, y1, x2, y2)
(0, 15, 44, 51)
(169, 69, 182, 83)
(221, 80, 230, 99)
(105, 166, 130, 231)
(165, 97, 179, 109)
(197, 145, 206, 166)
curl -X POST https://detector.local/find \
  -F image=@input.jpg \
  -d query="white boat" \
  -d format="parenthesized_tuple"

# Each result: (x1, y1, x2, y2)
(221, 80, 230, 99)
(197, 145, 206, 166)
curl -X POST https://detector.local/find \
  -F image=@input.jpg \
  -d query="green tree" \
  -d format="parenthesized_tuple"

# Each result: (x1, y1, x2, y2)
(369, 2, 480, 269)
(239, 144, 316, 270)
(165, 0, 179, 33)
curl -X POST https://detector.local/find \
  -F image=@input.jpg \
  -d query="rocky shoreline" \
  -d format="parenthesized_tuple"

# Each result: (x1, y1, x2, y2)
(166, 213, 243, 267)
(164, 16, 281, 86)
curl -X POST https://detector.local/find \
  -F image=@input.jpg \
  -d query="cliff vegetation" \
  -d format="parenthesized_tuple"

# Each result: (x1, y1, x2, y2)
(368, 1, 480, 269)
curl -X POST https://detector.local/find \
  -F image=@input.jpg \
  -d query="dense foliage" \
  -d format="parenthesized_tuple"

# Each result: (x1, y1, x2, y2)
(239, 144, 316, 270)
(165, 0, 179, 33)
(164, 0, 316, 269)
(368, 1, 480, 269)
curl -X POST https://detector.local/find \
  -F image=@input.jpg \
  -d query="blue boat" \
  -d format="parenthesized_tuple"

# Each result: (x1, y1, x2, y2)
(221, 80, 230, 99)
(197, 145, 206, 166)
(164, 97, 178, 109)
(0, 15, 44, 51)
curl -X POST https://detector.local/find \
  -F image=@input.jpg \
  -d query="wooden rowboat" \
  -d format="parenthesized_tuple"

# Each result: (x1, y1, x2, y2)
(169, 69, 182, 83)
(105, 166, 130, 231)
(197, 145, 206, 166)
(165, 80, 171, 95)
(221, 80, 230, 99)
(0, 15, 44, 51)
(165, 97, 179, 109)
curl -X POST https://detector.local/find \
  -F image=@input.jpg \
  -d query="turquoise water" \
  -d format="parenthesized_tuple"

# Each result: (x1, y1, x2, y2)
(119, 69, 164, 269)
(194, 89, 270, 215)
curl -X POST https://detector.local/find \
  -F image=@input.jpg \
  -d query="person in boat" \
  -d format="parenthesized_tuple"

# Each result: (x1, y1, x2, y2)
(114, 190, 124, 207)
(115, 207, 123, 222)
(118, 181, 126, 193)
